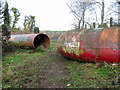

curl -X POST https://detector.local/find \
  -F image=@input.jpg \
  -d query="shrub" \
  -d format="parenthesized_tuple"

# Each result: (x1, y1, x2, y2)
(34, 27, 39, 33)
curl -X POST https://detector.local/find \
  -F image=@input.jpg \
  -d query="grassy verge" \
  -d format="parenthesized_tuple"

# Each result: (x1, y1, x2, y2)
(62, 60, 119, 88)
(2, 41, 57, 88)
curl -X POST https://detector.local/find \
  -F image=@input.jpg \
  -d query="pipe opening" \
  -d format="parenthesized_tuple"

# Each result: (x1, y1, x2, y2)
(34, 34, 50, 48)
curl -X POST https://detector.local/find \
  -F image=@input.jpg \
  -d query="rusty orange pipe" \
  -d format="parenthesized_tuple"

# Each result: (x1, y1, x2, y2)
(9, 33, 50, 49)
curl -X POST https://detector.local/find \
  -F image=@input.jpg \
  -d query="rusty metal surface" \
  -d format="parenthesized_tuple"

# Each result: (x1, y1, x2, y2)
(9, 33, 50, 49)
(57, 27, 119, 63)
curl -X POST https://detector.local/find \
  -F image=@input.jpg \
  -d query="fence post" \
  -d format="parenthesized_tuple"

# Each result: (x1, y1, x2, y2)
(93, 22, 96, 28)
(110, 17, 113, 27)
(85, 24, 87, 29)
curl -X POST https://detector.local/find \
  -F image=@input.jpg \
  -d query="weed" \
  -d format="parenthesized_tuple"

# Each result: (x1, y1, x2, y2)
(35, 46, 45, 52)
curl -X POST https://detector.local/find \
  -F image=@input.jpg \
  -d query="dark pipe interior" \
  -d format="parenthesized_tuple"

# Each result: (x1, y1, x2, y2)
(34, 34, 50, 48)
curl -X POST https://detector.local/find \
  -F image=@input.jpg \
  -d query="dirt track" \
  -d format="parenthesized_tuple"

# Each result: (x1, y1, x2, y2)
(37, 51, 69, 88)
(32, 41, 70, 88)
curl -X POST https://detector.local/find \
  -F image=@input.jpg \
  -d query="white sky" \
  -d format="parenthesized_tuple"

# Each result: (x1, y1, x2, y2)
(7, 0, 75, 31)
(6, 0, 118, 31)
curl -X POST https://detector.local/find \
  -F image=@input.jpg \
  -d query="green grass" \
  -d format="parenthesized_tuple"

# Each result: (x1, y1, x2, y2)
(62, 61, 119, 88)
(2, 41, 56, 88)
(2, 41, 119, 88)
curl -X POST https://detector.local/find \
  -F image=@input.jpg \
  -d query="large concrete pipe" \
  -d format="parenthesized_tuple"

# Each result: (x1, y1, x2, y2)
(57, 27, 119, 63)
(9, 33, 50, 49)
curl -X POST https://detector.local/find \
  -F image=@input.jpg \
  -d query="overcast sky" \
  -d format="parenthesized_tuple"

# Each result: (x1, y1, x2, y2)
(7, 0, 75, 31)
(6, 0, 118, 31)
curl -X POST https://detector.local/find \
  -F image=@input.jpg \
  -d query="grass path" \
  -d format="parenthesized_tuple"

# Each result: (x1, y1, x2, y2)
(37, 51, 69, 88)
(2, 41, 69, 88)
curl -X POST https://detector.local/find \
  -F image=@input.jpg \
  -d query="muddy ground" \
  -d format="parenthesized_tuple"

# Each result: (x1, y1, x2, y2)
(35, 41, 70, 88)
(37, 50, 69, 88)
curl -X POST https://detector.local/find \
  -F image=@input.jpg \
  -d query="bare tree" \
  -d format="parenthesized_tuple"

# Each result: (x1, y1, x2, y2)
(94, 0, 118, 27)
(66, 2, 82, 29)
(67, 0, 119, 29)
(66, 1, 97, 29)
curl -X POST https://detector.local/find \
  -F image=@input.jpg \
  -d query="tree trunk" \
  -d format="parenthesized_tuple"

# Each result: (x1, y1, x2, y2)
(82, 2, 86, 29)
(78, 20, 81, 29)
(101, 0, 104, 25)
